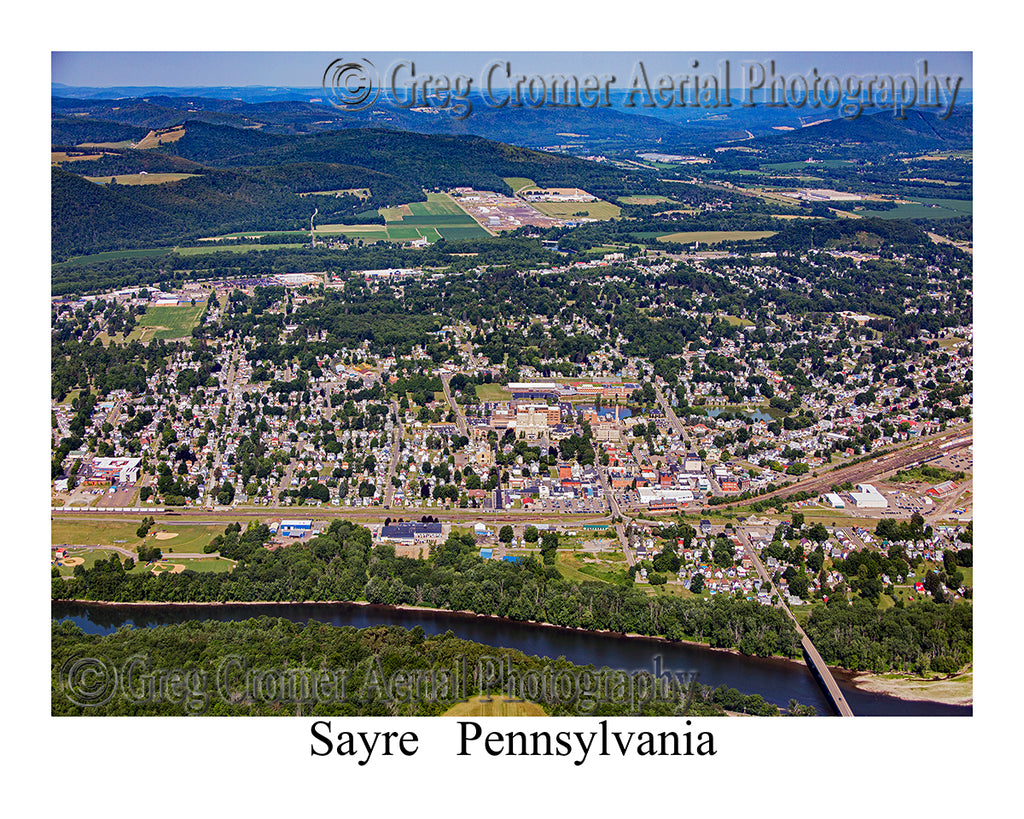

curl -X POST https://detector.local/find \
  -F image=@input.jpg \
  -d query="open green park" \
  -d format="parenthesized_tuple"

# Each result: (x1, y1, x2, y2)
(52, 519, 228, 552)
(127, 302, 206, 341)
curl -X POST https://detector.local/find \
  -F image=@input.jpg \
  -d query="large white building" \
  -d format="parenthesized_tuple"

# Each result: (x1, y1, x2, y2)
(849, 483, 888, 509)
(87, 457, 142, 485)
(637, 487, 695, 506)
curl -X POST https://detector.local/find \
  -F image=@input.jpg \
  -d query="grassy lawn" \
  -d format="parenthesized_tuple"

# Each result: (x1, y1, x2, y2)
(128, 303, 206, 340)
(647, 581, 699, 599)
(130, 556, 236, 574)
(53, 548, 118, 576)
(474, 383, 512, 402)
(503, 177, 536, 194)
(51, 520, 226, 552)
(557, 552, 629, 585)
(722, 314, 753, 327)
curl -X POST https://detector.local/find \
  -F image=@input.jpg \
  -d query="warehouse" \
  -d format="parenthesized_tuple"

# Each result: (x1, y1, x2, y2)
(848, 484, 888, 509)
(637, 487, 695, 507)
(823, 493, 846, 509)
(280, 519, 313, 537)
(379, 521, 445, 545)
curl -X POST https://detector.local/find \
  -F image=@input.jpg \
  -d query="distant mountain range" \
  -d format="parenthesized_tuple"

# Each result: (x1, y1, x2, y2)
(52, 84, 971, 154)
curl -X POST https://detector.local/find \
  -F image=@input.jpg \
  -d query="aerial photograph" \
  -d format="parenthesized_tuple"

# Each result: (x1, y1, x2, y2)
(49, 50, 975, 725)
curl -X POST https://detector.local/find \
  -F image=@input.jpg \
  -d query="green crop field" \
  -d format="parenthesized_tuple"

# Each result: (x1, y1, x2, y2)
(617, 195, 678, 205)
(316, 224, 387, 235)
(656, 230, 777, 244)
(857, 197, 972, 220)
(175, 243, 303, 256)
(316, 193, 488, 242)
(129, 303, 206, 340)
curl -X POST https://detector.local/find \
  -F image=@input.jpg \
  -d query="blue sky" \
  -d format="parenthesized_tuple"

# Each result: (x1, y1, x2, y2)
(52, 52, 972, 89)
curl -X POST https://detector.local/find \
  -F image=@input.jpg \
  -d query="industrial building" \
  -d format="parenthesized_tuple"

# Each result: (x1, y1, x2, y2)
(85, 457, 142, 486)
(279, 519, 313, 537)
(848, 484, 888, 509)
(379, 521, 445, 545)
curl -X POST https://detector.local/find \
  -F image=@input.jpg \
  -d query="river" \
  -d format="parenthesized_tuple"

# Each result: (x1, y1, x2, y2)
(51, 601, 970, 717)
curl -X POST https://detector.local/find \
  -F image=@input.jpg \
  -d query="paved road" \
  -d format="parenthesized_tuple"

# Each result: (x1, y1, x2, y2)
(654, 385, 688, 444)
(596, 468, 634, 566)
(440, 373, 469, 437)
(738, 528, 853, 716)
(384, 399, 403, 507)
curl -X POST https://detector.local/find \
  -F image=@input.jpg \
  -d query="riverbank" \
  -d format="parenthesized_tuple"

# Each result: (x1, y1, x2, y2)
(52, 597, 808, 668)
(840, 665, 973, 706)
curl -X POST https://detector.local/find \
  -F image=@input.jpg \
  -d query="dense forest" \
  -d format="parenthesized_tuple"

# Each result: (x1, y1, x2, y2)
(53, 522, 970, 674)
(51, 616, 810, 716)
(803, 598, 972, 674)
(53, 522, 803, 659)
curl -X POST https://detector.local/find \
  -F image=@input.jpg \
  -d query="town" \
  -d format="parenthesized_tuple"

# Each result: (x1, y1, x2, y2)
(52, 239, 973, 618)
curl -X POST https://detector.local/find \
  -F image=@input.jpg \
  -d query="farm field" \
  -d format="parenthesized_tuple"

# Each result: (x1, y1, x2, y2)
(617, 195, 678, 205)
(317, 193, 489, 242)
(655, 230, 778, 244)
(128, 302, 206, 341)
(134, 126, 186, 149)
(52, 151, 110, 164)
(299, 188, 370, 198)
(175, 243, 304, 256)
(442, 694, 547, 717)
(53, 247, 174, 267)
(761, 159, 857, 171)
(529, 199, 621, 219)
(857, 197, 972, 220)
(84, 173, 198, 186)
(77, 140, 135, 149)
